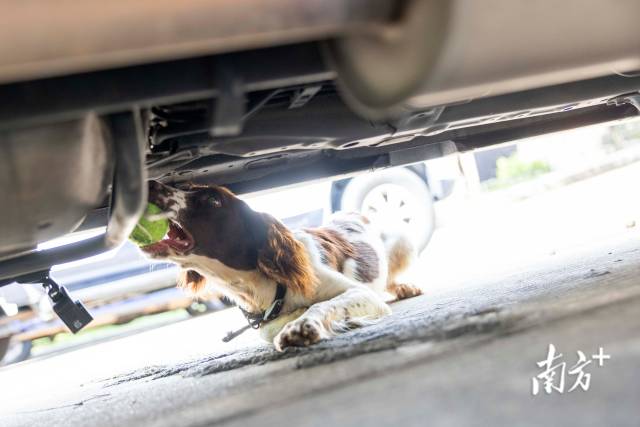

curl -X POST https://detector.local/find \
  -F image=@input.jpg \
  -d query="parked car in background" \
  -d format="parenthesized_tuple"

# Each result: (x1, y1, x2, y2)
(249, 158, 459, 253)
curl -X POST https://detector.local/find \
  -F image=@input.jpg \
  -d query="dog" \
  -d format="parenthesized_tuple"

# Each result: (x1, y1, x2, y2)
(143, 180, 422, 351)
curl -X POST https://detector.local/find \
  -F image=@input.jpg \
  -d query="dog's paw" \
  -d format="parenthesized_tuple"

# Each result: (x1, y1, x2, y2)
(273, 316, 327, 352)
(389, 283, 423, 300)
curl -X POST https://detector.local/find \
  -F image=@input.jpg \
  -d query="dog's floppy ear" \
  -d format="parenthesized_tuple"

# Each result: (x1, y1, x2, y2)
(253, 213, 317, 298)
(177, 269, 207, 294)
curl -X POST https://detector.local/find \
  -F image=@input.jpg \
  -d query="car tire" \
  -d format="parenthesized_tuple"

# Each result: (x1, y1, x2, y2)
(339, 168, 435, 253)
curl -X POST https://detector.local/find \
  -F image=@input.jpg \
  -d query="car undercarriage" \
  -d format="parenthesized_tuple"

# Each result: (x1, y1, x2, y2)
(1, 0, 640, 285)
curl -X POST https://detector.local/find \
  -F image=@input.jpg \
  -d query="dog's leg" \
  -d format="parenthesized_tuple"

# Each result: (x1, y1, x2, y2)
(384, 232, 423, 300)
(273, 285, 390, 351)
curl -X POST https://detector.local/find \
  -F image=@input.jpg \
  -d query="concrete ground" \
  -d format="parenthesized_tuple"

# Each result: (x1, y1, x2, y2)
(2, 162, 640, 426)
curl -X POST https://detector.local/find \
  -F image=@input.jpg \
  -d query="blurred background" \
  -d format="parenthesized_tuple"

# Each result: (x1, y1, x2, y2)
(2, 118, 640, 366)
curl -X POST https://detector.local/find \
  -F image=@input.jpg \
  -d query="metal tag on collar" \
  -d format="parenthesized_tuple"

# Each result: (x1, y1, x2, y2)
(223, 284, 286, 342)
(224, 307, 263, 342)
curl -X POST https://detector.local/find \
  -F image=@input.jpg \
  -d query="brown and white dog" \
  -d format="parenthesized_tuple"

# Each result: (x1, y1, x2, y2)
(143, 180, 422, 351)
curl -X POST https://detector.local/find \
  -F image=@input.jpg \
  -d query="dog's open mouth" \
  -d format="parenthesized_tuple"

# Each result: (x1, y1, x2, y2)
(141, 220, 194, 256)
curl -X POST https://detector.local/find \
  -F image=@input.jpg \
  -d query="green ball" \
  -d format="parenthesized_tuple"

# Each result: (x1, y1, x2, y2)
(129, 203, 169, 246)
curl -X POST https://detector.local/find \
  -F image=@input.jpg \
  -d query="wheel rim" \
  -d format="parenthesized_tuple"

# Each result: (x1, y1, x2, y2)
(360, 183, 422, 229)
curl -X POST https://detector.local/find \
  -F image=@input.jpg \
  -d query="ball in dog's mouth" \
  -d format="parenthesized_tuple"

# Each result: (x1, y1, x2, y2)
(129, 203, 170, 246)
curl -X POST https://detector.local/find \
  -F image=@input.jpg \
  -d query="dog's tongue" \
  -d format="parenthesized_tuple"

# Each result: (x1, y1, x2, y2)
(141, 221, 193, 255)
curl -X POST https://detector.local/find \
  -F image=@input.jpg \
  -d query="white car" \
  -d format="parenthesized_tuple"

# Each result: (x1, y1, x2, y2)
(247, 157, 459, 254)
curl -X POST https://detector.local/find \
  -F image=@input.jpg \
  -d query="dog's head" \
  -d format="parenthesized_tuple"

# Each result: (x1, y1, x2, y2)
(143, 180, 316, 297)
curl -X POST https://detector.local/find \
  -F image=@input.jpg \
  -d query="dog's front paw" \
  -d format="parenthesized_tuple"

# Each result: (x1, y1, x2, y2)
(273, 316, 327, 352)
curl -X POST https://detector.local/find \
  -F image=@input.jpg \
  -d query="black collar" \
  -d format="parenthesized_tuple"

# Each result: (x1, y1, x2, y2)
(223, 283, 287, 342)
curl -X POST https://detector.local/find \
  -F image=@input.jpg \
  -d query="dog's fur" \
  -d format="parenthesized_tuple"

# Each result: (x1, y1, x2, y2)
(143, 180, 422, 351)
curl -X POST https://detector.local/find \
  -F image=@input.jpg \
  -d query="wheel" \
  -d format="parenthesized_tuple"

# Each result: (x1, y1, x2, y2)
(339, 168, 435, 253)
(0, 336, 32, 365)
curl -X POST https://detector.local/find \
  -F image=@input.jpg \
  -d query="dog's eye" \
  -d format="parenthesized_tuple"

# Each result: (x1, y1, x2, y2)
(210, 197, 222, 208)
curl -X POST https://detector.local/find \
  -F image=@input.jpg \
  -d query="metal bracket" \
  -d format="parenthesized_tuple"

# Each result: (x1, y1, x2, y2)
(288, 85, 322, 109)
(608, 92, 640, 113)
(210, 60, 245, 137)
(12, 270, 93, 334)
(42, 274, 93, 334)
(623, 94, 640, 112)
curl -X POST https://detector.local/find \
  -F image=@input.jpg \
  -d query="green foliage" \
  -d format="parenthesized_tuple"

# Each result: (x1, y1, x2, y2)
(496, 154, 551, 181)
(487, 154, 551, 190)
